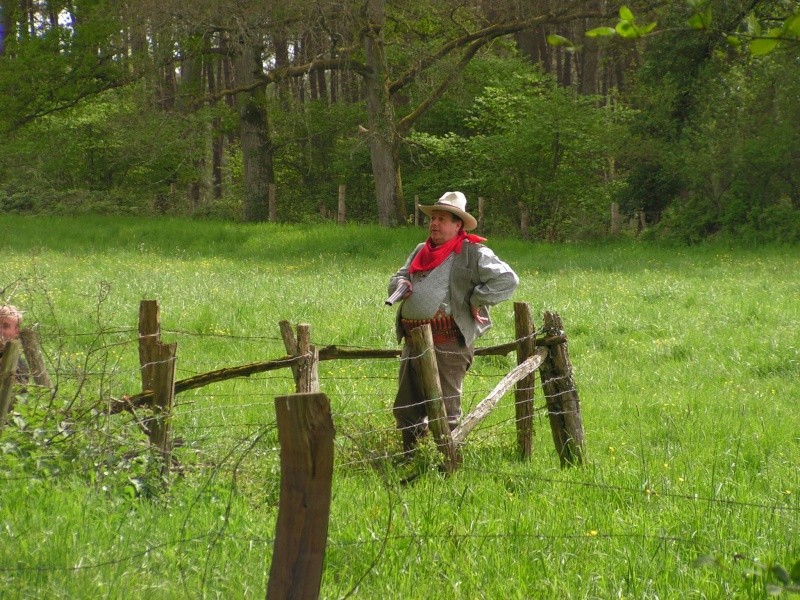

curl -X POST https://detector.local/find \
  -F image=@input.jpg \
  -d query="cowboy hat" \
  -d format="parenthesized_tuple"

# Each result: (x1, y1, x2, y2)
(419, 191, 478, 231)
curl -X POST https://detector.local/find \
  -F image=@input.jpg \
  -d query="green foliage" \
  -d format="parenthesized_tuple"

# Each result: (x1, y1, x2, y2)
(580, 1, 800, 57)
(693, 554, 800, 595)
(0, 1, 128, 132)
(269, 98, 376, 222)
(409, 63, 627, 240)
(0, 86, 213, 216)
(0, 0, 798, 244)
(658, 46, 800, 242)
(563, 5, 657, 43)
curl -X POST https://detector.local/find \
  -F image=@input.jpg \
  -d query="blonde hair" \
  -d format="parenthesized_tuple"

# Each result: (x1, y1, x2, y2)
(0, 304, 23, 324)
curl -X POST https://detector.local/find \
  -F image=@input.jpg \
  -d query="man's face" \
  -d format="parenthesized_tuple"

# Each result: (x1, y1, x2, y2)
(0, 316, 20, 344)
(428, 210, 462, 246)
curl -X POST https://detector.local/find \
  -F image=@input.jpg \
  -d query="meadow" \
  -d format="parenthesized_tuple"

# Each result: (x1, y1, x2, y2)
(1, 215, 799, 599)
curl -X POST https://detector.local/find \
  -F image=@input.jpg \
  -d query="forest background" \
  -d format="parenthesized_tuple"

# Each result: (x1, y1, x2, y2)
(0, 0, 799, 243)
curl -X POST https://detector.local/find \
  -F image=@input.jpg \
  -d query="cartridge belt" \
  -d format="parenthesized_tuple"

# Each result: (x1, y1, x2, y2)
(401, 315, 462, 345)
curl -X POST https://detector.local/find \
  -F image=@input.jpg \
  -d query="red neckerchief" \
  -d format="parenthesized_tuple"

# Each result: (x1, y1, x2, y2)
(409, 229, 487, 274)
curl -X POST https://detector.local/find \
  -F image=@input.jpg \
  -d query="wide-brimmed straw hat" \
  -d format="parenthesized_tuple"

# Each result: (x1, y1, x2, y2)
(419, 191, 478, 231)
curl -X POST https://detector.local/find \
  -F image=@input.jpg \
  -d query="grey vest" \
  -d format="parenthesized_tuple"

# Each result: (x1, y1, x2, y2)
(394, 241, 498, 347)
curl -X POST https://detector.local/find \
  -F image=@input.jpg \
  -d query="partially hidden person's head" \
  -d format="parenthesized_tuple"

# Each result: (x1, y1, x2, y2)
(419, 191, 478, 245)
(0, 305, 23, 344)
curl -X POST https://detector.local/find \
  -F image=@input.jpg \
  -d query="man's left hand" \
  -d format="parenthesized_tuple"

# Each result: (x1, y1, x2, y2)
(471, 305, 488, 324)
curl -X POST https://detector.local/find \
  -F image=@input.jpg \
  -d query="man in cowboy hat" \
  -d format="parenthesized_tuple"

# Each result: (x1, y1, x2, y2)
(387, 191, 519, 457)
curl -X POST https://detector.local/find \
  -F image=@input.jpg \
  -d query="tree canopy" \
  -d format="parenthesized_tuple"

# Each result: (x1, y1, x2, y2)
(1, 0, 798, 241)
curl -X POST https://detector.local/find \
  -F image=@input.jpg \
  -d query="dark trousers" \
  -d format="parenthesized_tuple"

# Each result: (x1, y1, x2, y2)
(393, 339, 474, 452)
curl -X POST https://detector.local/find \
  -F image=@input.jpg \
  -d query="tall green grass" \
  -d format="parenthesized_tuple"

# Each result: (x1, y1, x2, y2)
(1, 215, 799, 598)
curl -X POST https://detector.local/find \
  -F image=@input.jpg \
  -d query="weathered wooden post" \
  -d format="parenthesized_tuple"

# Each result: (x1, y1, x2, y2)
(267, 392, 335, 600)
(268, 183, 277, 222)
(519, 201, 530, 240)
(477, 196, 485, 231)
(280, 322, 319, 394)
(539, 311, 585, 467)
(410, 324, 461, 473)
(138, 300, 177, 477)
(611, 202, 620, 236)
(414, 195, 420, 226)
(514, 302, 536, 460)
(0, 340, 23, 430)
(296, 324, 319, 393)
(337, 184, 346, 224)
(19, 327, 51, 388)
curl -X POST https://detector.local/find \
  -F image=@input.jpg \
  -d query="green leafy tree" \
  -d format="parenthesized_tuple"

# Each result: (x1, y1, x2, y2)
(410, 59, 627, 240)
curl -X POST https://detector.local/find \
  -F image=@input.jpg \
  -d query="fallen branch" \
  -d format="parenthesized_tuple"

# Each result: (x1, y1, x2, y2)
(452, 347, 548, 445)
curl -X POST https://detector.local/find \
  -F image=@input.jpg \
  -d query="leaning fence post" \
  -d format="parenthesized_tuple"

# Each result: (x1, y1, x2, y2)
(267, 392, 335, 600)
(514, 302, 536, 460)
(0, 340, 23, 431)
(410, 324, 461, 472)
(138, 300, 177, 477)
(20, 327, 52, 388)
(296, 324, 319, 393)
(539, 311, 585, 467)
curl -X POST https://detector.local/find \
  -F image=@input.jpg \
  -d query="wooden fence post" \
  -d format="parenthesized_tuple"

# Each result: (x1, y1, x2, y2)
(611, 202, 620, 236)
(414, 195, 420, 226)
(267, 392, 335, 600)
(138, 300, 177, 477)
(150, 339, 177, 478)
(0, 340, 23, 431)
(296, 324, 319, 393)
(519, 201, 530, 240)
(19, 327, 52, 388)
(279, 320, 301, 386)
(539, 311, 585, 467)
(337, 184, 346, 224)
(268, 183, 277, 222)
(281, 322, 319, 394)
(410, 324, 461, 472)
(139, 300, 160, 393)
(477, 196, 485, 231)
(514, 302, 536, 460)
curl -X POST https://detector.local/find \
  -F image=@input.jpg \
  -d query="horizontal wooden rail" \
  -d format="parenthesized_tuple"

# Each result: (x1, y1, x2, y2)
(111, 335, 566, 415)
(111, 354, 302, 414)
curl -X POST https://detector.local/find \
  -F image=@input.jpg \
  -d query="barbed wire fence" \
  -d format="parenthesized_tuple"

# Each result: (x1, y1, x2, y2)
(2, 290, 798, 597)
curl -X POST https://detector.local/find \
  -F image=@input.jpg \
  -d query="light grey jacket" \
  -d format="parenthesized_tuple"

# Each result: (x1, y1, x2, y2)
(389, 241, 519, 347)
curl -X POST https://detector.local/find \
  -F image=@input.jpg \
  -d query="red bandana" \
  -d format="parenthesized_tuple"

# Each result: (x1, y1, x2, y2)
(409, 229, 487, 274)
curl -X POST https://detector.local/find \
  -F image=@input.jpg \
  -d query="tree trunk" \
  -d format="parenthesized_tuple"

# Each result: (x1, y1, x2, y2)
(234, 40, 274, 222)
(179, 33, 206, 213)
(363, 0, 404, 226)
(578, 0, 602, 95)
(207, 41, 224, 200)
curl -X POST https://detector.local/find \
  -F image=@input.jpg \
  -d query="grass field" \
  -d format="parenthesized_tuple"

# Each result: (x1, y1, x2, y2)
(1, 215, 799, 598)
